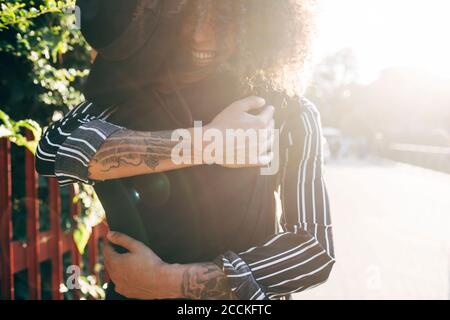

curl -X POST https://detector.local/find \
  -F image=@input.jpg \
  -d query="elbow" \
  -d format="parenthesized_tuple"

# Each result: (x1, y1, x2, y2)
(266, 255, 336, 298)
(313, 255, 336, 288)
(293, 254, 336, 293)
(323, 258, 336, 282)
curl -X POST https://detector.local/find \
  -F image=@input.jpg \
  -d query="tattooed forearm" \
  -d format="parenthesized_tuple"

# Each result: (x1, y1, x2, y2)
(181, 263, 237, 300)
(88, 129, 191, 180)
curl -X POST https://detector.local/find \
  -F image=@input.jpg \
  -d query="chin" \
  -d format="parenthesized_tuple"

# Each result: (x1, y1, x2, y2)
(193, 60, 215, 68)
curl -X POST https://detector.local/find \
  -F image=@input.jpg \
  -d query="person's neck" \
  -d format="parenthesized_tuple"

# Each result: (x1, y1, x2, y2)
(153, 65, 216, 94)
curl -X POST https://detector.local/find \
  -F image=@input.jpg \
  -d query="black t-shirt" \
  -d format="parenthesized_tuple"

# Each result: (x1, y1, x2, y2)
(108, 71, 280, 263)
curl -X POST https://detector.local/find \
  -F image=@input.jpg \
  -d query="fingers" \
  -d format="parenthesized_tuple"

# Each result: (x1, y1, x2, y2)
(258, 123, 275, 155)
(107, 231, 146, 253)
(233, 96, 266, 112)
(103, 242, 120, 261)
(103, 243, 120, 273)
(255, 105, 275, 126)
(258, 152, 274, 166)
(237, 120, 275, 166)
(258, 119, 275, 165)
(103, 243, 125, 290)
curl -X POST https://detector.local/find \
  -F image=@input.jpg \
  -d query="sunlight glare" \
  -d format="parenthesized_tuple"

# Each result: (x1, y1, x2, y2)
(316, 0, 450, 82)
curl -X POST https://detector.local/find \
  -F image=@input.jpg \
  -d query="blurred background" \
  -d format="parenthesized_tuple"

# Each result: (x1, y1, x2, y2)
(0, 0, 449, 300)
(297, 0, 450, 299)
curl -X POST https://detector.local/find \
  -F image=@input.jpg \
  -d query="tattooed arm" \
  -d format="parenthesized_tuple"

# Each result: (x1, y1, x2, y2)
(35, 101, 197, 185)
(88, 128, 196, 181)
(89, 94, 273, 181)
(104, 231, 237, 300)
(178, 263, 237, 300)
(36, 96, 271, 185)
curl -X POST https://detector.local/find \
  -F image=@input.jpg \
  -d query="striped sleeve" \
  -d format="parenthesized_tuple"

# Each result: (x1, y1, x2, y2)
(214, 97, 335, 300)
(35, 101, 122, 186)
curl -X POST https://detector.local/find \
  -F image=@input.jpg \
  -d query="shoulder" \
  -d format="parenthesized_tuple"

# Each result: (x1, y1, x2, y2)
(282, 95, 322, 131)
(276, 96, 326, 169)
(299, 96, 321, 118)
(289, 97, 323, 142)
(276, 96, 323, 153)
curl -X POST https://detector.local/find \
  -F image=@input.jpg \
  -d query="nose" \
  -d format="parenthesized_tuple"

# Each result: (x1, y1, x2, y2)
(192, 21, 214, 44)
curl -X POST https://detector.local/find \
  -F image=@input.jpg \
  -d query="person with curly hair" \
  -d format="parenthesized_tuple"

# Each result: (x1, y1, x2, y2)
(36, 0, 334, 300)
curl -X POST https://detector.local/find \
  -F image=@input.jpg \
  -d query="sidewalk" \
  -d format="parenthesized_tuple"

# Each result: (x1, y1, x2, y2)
(295, 158, 450, 300)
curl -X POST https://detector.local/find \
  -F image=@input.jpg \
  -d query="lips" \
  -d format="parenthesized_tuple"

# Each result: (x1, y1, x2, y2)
(191, 50, 217, 61)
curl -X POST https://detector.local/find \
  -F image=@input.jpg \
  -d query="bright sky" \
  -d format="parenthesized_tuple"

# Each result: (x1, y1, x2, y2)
(315, 0, 450, 83)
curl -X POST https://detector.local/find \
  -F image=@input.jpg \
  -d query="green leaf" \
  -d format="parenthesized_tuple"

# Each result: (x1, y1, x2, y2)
(0, 109, 42, 154)
(72, 223, 91, 255)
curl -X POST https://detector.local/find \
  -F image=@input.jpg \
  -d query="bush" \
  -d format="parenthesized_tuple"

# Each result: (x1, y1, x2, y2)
(0, 0, 90, 124)
(0, 0, 106, 299)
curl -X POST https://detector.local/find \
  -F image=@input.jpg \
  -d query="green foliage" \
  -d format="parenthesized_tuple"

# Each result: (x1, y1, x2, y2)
(77, 276, 106, 300)
(0, 1, 60, 30)
(1, 1, 106, 299)
(60, 275, 106, 300)
(0, 0, 91, 123)
(1, 110, 106, 299)
(0, 108, 41, 153)
(73, 184, 106, 254)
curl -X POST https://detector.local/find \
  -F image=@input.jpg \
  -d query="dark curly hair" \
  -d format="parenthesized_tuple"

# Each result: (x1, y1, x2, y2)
(176, 0, 318, 97)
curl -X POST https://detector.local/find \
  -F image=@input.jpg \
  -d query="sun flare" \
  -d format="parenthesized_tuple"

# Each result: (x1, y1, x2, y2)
(316, 0, 450, 82)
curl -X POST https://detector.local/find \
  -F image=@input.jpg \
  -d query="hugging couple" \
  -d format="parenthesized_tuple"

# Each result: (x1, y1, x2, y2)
(36, 0, 335, 300)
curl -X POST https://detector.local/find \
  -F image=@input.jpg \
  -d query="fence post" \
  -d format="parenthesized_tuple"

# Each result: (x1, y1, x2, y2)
(49, 178, 63, 300)
(25, 130, 41, 299)
(0, 138, 14, 300)
(1, 134, 108, 300)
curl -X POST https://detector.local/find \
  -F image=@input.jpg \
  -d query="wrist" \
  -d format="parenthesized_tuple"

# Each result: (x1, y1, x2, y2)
(163, 263, 188, 299)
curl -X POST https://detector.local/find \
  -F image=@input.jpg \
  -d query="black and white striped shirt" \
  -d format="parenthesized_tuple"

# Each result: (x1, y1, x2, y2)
(36, 97, 335, 300)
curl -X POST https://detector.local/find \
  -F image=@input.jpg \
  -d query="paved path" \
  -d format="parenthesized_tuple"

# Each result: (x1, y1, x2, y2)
(294, 158, 450, 300)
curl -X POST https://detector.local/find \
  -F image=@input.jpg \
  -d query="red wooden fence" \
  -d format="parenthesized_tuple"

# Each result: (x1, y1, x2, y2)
(0, 137, 108, 300)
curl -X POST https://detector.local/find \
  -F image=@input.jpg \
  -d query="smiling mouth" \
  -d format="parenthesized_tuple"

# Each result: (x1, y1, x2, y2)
(191, 50, 217, 62)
